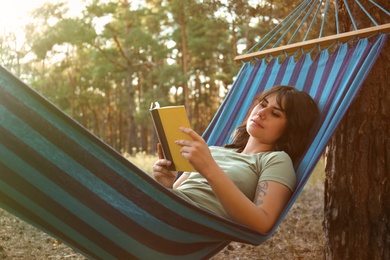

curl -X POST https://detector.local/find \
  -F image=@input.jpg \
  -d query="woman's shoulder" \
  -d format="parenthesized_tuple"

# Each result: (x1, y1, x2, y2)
(261, 151, 293, 167)
(265, 150, 291, 159)
(259, 151, 297, 192)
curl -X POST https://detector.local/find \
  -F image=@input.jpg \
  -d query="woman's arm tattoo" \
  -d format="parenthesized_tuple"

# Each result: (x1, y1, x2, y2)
(255, 181, 269, 206)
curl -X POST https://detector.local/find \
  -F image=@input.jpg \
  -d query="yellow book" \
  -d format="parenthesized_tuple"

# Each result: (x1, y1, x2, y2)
(150, 102, 196, 172)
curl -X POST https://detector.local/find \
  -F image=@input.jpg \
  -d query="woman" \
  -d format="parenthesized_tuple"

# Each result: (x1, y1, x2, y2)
(152, 85, 319, 233)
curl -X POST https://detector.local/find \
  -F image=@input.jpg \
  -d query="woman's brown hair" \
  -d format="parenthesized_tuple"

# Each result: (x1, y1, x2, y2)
(225, 85, 320, 163)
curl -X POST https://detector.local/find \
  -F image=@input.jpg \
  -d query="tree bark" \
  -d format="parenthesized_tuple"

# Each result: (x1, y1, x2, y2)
(179, 6, 191, 117)
(324, 1, 390, 259)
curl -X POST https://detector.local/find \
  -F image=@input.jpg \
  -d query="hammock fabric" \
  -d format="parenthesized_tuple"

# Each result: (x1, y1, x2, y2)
(0, 34, 387, 259)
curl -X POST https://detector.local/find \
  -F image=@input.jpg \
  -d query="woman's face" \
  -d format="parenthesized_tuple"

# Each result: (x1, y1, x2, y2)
(246, 93, 288, 147)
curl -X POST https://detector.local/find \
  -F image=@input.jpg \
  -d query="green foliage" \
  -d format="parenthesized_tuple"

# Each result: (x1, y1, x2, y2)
(2, 0, 315, 154)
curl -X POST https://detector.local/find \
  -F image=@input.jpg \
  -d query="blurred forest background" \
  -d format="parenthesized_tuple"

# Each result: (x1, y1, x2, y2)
(0, 0, 334, 156)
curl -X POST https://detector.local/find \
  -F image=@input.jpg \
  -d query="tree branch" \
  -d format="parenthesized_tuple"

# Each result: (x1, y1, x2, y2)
(91, 43, 127, 70)
(113, 36, 131, 65)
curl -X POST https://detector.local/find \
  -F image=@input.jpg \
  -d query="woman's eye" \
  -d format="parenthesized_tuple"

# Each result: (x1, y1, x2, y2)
(272, 112, 280, 117)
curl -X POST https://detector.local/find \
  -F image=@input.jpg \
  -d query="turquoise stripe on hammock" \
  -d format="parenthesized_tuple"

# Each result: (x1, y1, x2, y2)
(1, 89, 250, 256)
(0, 110, 222, 245)
(0, 116, 224, 259)
(1, 72, 258, 256)
(0, 34, 387, 259)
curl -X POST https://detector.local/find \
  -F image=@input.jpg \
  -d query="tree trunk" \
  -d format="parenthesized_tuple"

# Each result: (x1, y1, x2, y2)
(125, 67, 137, 154)
(179, 5, 191, 117)
(324, 1, 390, 259)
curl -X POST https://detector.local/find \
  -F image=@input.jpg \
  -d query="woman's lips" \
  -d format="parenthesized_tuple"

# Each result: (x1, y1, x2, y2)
(251, 119, 264, 128)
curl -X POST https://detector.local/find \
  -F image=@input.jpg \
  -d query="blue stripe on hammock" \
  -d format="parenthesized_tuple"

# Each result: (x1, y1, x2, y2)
(274, 56, 290, 84)
(0, 34, 387, 259)
(290, 37, 386, 218)
(205, 35, 388, 235)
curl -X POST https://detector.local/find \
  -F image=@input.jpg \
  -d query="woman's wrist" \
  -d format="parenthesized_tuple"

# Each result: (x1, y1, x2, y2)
(200, 163, 224, 183)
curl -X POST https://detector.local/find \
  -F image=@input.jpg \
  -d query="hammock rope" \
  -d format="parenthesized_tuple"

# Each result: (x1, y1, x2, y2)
(0, 0, 389, 259)
(248, 0, 389, 54)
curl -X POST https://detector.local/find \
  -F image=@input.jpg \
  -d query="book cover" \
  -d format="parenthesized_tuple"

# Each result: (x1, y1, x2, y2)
(150, 102, 196, 172)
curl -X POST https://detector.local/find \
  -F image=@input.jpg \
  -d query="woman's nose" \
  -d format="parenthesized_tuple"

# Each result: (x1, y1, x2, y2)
(257, 109, 266, 119)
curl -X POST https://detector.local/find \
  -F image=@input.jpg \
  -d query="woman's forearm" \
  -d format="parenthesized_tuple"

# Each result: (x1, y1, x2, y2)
(173, 173, 190, 189)
(203, 166, 273, 233)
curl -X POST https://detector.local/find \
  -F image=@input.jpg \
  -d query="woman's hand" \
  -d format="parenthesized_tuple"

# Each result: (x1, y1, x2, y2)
(175, 127, 218, 176)
(152, 144, 178, 188)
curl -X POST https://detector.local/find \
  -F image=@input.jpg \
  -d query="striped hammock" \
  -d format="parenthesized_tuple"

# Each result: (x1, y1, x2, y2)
(0, 33, 387, 259)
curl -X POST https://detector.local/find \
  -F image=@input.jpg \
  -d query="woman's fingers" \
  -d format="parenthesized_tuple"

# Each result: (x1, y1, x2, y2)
(154, 159, 172, 169)
(152, 158, 177, 188)
(179, 127, 202, 141)
(153, 163, 170, 174)
(175, 139, 191, 147)
(157, 143, 164, 159)
(175, 127, 206, 148)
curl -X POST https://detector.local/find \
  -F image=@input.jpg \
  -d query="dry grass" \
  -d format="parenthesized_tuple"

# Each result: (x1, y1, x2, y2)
(0, 155, 325, 259)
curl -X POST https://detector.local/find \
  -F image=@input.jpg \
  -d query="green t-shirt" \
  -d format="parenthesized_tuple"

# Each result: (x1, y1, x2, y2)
(172, 146, 296, 218)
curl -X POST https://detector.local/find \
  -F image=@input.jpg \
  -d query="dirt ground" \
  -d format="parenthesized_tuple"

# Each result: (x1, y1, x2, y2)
(0, 182, 324, 259)
(211, 182, 324, 259)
